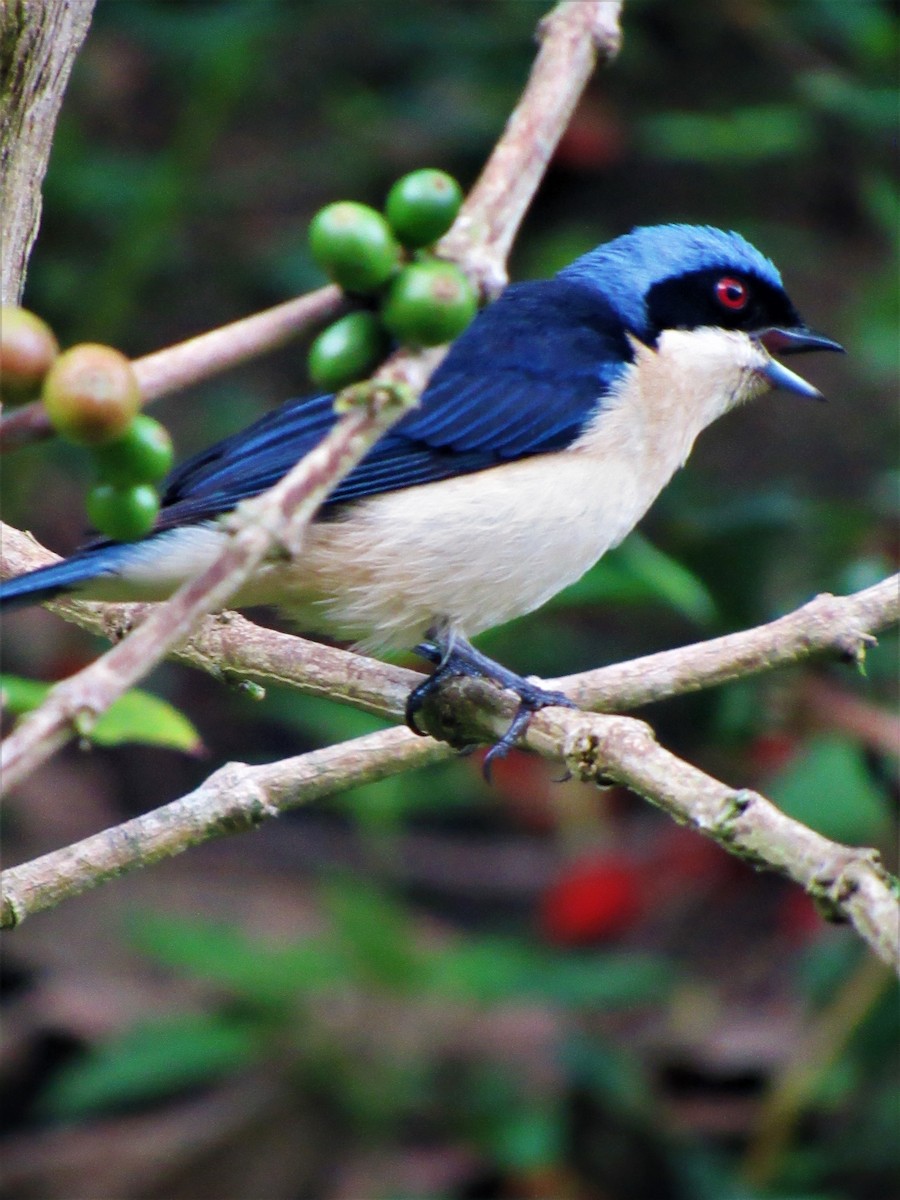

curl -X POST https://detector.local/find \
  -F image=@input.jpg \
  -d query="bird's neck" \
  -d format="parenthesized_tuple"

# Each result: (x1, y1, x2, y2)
(574, 327, 767, 487)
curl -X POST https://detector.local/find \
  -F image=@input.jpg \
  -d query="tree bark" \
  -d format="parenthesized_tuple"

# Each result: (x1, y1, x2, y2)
(0, 0, 96, 304)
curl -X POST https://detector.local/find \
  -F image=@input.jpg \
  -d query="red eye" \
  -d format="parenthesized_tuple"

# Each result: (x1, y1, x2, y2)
(716, 276, 748, 310)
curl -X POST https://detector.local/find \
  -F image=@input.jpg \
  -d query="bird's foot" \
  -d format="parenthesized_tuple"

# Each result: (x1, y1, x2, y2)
(405, 633, 576, 779)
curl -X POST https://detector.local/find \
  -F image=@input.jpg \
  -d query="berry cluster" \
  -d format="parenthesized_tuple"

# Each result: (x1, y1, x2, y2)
(0, 170, 470, 543)
(1, 311, 172, 541)
(307, 169, 475, 389)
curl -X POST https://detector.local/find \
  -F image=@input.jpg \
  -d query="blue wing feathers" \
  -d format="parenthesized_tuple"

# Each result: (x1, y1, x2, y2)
(0, 224, 802, 612)
(2, 275, 633, 603)
(156, 277, 631, 528)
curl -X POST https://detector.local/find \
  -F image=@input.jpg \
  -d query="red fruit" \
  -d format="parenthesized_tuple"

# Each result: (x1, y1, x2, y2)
(539, 856, 644, 945)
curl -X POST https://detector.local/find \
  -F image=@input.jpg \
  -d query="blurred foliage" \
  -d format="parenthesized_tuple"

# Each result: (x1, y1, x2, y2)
(2, 1, 898, 1198)
(39, 891, 673, 1126)
(0, 673, 201, 751)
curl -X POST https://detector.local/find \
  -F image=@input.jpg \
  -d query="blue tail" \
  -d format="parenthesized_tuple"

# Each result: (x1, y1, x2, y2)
(0, 541, 139, 611)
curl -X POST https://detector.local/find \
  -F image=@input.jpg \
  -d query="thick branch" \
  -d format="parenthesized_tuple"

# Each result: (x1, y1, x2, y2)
(4, 704, 897, 977)
(3, 523, 895, 728)
(0, 0, 96, 304)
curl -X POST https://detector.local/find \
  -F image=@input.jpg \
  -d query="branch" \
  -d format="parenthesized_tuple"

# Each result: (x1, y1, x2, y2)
(0, 0, 624, 449)
(0, 286, 346, 452)
(4, 703, 897, 977)
(4, 0, 896, 969)
(437, 0, 623, 295)
(6, 525, 896, 968)
(1, 727, 452, 929)
(3, 523, 896, 727)
(0, 0, 96, 304)
(550, 574, 900, 709)
(544, 711, 900, 974)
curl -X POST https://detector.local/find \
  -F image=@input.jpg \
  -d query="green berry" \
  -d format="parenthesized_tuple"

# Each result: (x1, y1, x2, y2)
(93, 414, 174, 486)
(0, 306, 59, 405)
(385, 169, 463, 248)
(42, 344, 141, 446)
(381, 261, 477, 347)
(308, 311, 389, 390)
(308, 202, 401, 293)
(86, 482, 160, 541)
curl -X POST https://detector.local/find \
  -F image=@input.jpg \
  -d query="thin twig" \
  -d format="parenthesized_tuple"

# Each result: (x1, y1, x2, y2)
(739, 953, 894, 1187)
(549, 574, 900, 709)
(437, 0, 623, 295)
(543, 711, 900, 974)
(0, 286, 346, 452)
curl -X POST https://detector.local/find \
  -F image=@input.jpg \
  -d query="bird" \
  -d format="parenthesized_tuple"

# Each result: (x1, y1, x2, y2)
(1, 224, 843, 766)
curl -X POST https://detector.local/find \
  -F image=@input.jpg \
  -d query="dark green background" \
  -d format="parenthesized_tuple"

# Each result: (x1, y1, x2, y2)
(2, 3, 897, 1198)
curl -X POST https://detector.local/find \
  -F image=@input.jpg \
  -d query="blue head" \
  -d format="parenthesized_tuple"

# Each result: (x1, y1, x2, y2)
(558, 224, 839, 363)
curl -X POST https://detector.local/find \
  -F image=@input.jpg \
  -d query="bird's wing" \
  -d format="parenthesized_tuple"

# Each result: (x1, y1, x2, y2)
(154, 279, 631, 530)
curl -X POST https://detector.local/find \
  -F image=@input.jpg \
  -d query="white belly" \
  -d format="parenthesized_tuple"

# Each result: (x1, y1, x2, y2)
(105, 329, 759, 651)
(263, 451, 649, 649)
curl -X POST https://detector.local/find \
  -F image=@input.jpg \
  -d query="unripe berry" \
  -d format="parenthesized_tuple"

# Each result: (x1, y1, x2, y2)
(385, 170, 463, 248)
(308, 311, 389, 390)
(86, 482, 160, 541)
(382, 261, 477, 347)
(93, 414, 174, 485)
(0, 306, 59, 405)
(308, 202, 401, 293)
(42, 344, 141, 446)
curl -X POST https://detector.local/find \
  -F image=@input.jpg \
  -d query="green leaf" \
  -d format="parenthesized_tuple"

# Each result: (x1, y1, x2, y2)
(38, 1013, 261, 1119)
(0, 675, 201, 752)
(550, 533, 717, 625)
(427, 939, 673, 1009)
(521, 951, 675, 1009)
(129, 913, 346, 1004)
(768, 735, 891, 845)
(320, 876, 425, 990)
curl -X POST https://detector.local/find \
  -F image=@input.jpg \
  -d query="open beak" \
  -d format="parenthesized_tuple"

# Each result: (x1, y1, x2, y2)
(754, 327, 844, 400)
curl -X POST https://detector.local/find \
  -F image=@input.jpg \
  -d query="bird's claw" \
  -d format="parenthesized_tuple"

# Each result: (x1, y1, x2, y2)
(405, 635, 576, 780)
